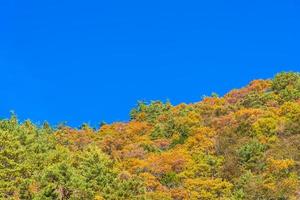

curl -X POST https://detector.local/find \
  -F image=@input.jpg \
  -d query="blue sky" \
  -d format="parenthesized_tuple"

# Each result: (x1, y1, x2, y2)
(0, 0, 299, 127)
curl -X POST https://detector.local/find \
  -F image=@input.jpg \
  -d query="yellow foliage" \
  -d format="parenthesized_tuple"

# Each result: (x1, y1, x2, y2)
(94, 194, 105, 200)
(267, 158, 295, 173)
(185, 127, 216, 153)
(140, 172, 161, 191)
(145, 191, 172, 200)
(184, 178, 233, 200)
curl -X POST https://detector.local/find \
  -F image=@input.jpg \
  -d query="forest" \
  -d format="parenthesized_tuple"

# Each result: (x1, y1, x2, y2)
(1, 72, 300, 200)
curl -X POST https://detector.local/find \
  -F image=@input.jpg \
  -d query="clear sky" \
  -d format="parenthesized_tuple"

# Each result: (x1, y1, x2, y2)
(0, 0, 299, 127)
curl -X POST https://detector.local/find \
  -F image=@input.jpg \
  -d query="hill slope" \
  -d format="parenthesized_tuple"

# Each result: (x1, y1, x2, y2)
(1, 72, 300, 199)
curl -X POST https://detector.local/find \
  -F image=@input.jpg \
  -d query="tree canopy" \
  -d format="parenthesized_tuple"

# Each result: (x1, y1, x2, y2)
(1, 72, 300, 199)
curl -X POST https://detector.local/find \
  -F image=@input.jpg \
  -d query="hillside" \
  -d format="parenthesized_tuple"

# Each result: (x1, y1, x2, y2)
(1, 72, 300, 200)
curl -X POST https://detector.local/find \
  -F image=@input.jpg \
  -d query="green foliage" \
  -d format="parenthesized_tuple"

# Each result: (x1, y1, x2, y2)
(241, 92, 266, 108)
(37, 161, 88, 199)
(130, 101, 172, 123)
(0, 129, 26, 198)
(238, 140, 266, 164)
(272, 72, 300, 92)
(160, 172, 180, 188)
(272, 72, 300, 102)
(1, 72, 300, 199)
